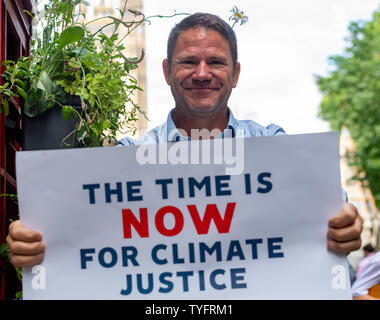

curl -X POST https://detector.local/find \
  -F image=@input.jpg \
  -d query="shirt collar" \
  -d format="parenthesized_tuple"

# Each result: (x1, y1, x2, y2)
(165, 108, 240, 142)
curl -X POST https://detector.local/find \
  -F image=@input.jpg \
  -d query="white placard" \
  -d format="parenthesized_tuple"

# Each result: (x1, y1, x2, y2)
(16, 133, 351, 299)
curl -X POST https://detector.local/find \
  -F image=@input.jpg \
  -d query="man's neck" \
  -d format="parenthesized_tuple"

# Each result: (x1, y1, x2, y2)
(172, 107, 229, 139)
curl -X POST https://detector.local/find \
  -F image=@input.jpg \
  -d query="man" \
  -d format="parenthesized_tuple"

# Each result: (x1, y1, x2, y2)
(7, 13, 362, 269)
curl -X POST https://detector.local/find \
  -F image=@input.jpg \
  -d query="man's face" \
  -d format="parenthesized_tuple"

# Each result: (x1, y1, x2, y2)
(163, 27, 240, 118)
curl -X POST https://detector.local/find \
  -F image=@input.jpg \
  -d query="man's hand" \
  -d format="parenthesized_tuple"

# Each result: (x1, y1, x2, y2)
(327, 202, 363, 254)
(6, 220, 45, 268)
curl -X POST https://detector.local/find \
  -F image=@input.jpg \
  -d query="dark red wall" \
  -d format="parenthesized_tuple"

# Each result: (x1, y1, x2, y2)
(0, 0, 32, 300)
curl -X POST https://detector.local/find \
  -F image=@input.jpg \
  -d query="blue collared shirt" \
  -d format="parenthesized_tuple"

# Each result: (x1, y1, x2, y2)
(117, 108, 286, 146)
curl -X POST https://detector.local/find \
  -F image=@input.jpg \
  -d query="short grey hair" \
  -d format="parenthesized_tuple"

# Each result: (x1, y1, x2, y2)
(167, 13, 238, 70)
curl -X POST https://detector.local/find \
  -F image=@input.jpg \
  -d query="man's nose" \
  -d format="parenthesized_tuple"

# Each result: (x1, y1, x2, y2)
(192, 61, 212, 81)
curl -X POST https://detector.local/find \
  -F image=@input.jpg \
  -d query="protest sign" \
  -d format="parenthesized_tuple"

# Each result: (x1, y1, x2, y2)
(16, 132, 352, 299)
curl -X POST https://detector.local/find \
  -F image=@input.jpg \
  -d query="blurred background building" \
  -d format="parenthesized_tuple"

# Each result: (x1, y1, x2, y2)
(340, 128, 380, 267)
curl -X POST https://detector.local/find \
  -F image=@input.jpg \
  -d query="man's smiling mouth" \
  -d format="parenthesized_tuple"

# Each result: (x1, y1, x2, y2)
(185, 87, 219, 91)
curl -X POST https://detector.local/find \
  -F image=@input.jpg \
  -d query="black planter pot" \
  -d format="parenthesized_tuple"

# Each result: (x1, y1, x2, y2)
(22, 96, 83, 151)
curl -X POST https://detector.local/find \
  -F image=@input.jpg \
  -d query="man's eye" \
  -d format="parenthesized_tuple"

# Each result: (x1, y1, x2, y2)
(209, 60, 225, 65)
(182, 60, 195, 65)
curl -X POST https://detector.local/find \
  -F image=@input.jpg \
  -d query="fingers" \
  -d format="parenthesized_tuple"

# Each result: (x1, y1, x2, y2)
(9, 252, 45, 269)
(327, 238, 362, 254)
(6, 235, 45, 256)
(8, 220, 42, 242)
(6, 220, 45, 268)
(327, 202, 363, 254)
(328, 203, 360, 229)
(328, 213, 363, 243)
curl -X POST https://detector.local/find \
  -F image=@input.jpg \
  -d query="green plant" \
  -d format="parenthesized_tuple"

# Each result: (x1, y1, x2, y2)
(0, 242, 22, 299)
(0, 0, 187, 147)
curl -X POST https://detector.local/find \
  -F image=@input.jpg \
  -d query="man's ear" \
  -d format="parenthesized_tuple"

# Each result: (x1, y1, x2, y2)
(233, 62, 241, 88)
(162, 59, 171, 85)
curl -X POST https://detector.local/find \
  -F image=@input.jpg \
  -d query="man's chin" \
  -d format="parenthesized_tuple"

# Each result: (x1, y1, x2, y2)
(185, 104, 225, 117)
